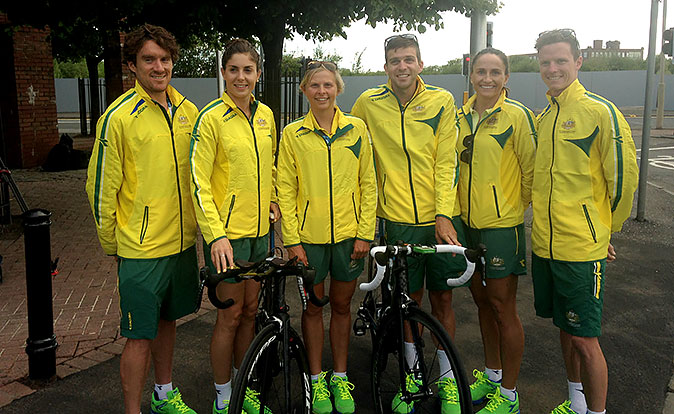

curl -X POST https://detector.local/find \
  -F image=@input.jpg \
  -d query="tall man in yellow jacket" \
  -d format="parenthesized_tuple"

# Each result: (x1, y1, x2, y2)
(351, 34, 462, 414)
(86, 24, 199, 414)
(532, 29, 638, 414)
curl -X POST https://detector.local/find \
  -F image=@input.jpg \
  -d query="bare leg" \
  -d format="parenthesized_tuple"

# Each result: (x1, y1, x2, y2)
(121, 338, 152, 414)
(210, 281, 246, 384)
(151, 319, 176, 385)
(302, 281, 325, 375)
(233, 279, 261, 369)
(429, 289, 455, 339)
(562, 331, 607, 412)
(329, 278, 358, 372)
(469, 272, 502, 371)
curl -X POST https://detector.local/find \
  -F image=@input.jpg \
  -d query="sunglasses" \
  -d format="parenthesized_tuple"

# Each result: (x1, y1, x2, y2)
(384, 33, 419, 49)
(306, 60, 338, 71)
(537, 28, 577, 40)
(460, 134, 475, 164)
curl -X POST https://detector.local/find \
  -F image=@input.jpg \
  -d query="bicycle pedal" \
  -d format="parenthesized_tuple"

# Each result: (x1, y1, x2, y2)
(353, 318, 367, 336)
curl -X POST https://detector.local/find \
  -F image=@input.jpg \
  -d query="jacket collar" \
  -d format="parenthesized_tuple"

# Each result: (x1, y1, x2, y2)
(385, 75, 426, 104)
(221, 92, 258, 113)
(546, 78, 586, 106)
(458, 89, 506, 130)
(133, 80, 186, 109)
(299, 106, 354, 143)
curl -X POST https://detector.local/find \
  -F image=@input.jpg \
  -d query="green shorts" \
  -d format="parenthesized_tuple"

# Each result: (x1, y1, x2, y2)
(384, 217, 467, 293)
(203, 234, 269, 283)
(532, 254, 606, 337)
(118, 245, 200, 340)
(464, 222, 527, 279)
(302, 238, 364, 284)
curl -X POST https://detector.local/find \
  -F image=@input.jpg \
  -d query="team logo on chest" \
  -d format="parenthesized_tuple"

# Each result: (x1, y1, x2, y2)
(486, 116, 498, 126)
(257, 118, 267, 127)
(560, 119, 576, 133)
(178, 115, 189, 125)
(412, 105, 425, 112)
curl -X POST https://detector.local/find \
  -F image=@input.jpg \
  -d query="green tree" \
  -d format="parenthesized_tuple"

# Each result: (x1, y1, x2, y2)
(580, 56, 647, 71)
(173, 38, 218, 78)
(509, 55, 539, 73)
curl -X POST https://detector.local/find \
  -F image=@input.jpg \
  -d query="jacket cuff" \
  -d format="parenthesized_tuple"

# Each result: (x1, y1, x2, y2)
(209, 235, 227, 246)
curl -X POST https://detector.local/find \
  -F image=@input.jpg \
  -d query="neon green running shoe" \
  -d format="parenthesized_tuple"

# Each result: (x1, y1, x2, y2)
(551, 400, 583, 414)
(243, 388, 273, 414)
(437, 377, 460, 414)
(329, 374, 355, 414)
(391, 373, 421, 414)
(151, 388, 197, 414)
(476, 388, 520, 414)
(213, 399, 229, 414)
(311, 371, 333, 414)
(470, 369, 499, 405)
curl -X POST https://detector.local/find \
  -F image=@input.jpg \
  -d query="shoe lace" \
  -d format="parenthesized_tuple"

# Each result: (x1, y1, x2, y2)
(404, 373, 420, 392)
(551, 400, 572, 414)
(244, 388, 263, 410)
(437, 378, 458, 403)
(331, 376, 355, 401)
(167, 390, 192, 414)
(469, 369, 488, 391)
(483, 391, 508, 413)
(312, 373, 331, 402)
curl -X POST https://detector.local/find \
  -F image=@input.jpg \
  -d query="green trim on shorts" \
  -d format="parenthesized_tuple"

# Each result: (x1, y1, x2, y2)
(464, 222, 527, 279)
(203, 234, 269, 283)
(118, 245, 199, 340)
(532, 254, 606, 337)
(383, 217, 467, 293)
(302, 238, 364, 284)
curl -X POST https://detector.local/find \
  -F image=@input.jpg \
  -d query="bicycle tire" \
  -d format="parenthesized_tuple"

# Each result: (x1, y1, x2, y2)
(371, 306, 472, 414)
(230, 323, 311, 414)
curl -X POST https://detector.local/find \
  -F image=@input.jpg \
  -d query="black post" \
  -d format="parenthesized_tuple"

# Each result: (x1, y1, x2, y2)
(23, 209, 58, 381)
(78, 78, 88, 136)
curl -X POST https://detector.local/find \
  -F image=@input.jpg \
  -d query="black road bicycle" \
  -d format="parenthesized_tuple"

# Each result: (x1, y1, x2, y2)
(353, 241, 486, 414)
(204, 251, 328, 414)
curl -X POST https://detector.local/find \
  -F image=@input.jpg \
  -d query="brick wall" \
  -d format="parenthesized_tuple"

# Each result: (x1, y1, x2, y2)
(2, 16, 58, 168)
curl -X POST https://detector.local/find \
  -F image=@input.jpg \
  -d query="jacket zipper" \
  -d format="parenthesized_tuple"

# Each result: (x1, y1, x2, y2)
(582, 204, 598, 243)
(139, 206, 149, 244)
(300, 200, 310, 231)
(327, 144, 335, 243)
(225, 195, 236, 228)
(158, 97, 186, 252)
(548, 99, 560, 260)
(244, 106, 263, 237)
(352, 192, 360, 224)
(491, 185, 501, 218)
(466, 109, 500, 227)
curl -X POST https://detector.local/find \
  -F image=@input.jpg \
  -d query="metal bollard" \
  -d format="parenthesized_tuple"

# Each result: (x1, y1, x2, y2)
(23, 209, 58, 380)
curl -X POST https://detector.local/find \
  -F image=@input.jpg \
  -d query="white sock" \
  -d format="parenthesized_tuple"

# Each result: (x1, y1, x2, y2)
(568, 380, 587, 413)
(485, 367, 502, 383)
(154, 382, 173, 400)
(311, 373, 321, 382)
(404, 342, 418, 369)
(499, 386, 517, 402)
(215, 381, 231, 409)
(587, 410, 606, 414)
(332, 371, 347, 378)
(436, 349, 454, 379)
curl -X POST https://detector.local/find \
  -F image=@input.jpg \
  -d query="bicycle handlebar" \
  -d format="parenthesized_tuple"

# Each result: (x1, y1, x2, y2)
(204, 256, 329, 309)
(359, 243, 487, 291)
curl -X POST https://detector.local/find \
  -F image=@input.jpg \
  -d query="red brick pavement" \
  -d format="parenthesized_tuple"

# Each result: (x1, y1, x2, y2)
(0, 168, 216, 407)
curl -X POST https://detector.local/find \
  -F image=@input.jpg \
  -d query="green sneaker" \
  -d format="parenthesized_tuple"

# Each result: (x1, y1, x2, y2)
(391, 373, 421, 414)
(213, 399, 229, 414)
(329, 374, 355, 414)
(470, 369, 499, 405)
(151, 388, 196, 414)
(311, 372, 333, 414)
(437, 377, 460, 414)
(551, 400, 582, 414)
(476, 388, 519, 414)
(242, 388, 273, 414)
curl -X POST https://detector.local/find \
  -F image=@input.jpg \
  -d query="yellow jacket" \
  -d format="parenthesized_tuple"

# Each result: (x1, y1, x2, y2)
(351, 76, 458, 225)
(532, 79, 638, 261)
(86, 81, 198, 259)
(277, 108, 377, 246)
(190, 93, 276, 244)
(456, 91, 537, 228)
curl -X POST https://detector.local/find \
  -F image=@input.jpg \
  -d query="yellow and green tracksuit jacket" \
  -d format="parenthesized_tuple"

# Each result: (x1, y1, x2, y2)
(190, 93, 276, 245)
(277, 107, 377, 247)
(351, 76, 458, 226)
(456, 90, 538, 229)
(86, 81, 198, 259)
(532, 79, 638, 262)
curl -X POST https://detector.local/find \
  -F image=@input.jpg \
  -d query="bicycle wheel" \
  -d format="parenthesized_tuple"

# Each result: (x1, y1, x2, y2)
(230, 324, 311, 414)
(371, 306, 472, 414)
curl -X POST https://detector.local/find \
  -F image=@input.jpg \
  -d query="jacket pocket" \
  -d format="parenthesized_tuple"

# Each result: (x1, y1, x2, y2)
(300, 200, 310, 231)
(139, 206, 149, 244)
(582, 203, 598, 243)
(352, 192, 360, 224)
(225, 195, 236, 229)
(382, 174, 387, 205)
(491, 185, 501, 218)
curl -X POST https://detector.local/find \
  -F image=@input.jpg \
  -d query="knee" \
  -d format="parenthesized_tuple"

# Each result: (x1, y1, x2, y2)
(240, 300, 258, 323)
(123, 338, 151, 355)
(216, 305, 244, 331)
(330, 299, 352, 317)
(303, 303, 323, 319)
(569, 335, 601, 360)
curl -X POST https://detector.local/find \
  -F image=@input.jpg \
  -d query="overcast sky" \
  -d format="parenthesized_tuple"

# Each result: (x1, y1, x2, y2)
(285, 0, 673, 72)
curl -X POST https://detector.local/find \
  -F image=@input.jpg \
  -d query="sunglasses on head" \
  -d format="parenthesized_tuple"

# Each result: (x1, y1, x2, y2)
(306, 60, 338, 71)
(384, 33, 419, 49)
(538, 28, 577, 40)
(460, 134, 475, 164)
